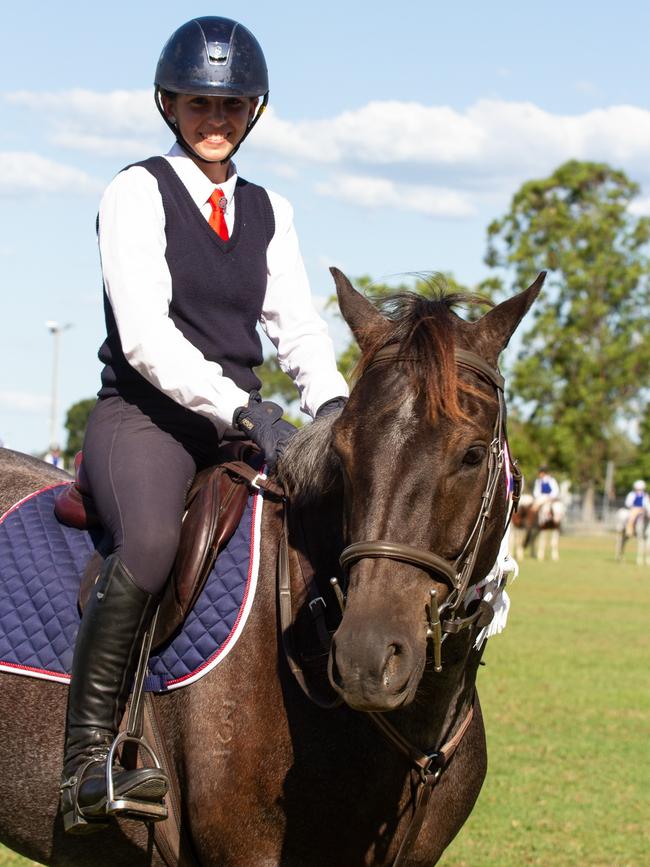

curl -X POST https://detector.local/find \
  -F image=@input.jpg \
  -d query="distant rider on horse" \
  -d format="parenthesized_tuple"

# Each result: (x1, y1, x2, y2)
(59, 16, 348, 833)
(624, 480, 650, 537)
(531, 466, 560, 525)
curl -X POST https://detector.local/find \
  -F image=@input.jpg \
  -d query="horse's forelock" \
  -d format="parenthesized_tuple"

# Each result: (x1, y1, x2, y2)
(356, 288, 493, 423)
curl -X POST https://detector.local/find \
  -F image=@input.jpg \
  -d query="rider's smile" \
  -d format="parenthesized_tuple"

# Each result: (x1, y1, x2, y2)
(163, 94, 257, 167)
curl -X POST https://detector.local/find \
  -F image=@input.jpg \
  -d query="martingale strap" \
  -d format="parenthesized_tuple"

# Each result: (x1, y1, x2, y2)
(386, 699, 475, 867)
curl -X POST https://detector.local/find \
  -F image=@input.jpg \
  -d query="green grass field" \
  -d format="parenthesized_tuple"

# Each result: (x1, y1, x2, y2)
(1, 535, 648, 866)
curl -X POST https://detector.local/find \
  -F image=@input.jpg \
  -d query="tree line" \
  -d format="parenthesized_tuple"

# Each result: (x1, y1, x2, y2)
(62, 160, 650, 504)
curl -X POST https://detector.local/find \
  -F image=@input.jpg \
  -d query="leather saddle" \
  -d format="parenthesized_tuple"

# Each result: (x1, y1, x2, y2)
(54, 442, 267, 649)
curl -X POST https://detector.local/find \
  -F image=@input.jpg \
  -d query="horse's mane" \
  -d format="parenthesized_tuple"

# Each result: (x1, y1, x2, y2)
(278, 278, 493, 502)
(277, 414, 342, 503)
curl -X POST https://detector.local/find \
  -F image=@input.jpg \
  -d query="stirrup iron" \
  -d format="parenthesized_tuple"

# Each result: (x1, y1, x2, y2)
(104, 733, 168, 821)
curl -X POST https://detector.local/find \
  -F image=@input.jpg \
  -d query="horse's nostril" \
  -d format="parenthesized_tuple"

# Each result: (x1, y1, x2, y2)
(328, 643, 342, 687)
(382, 644, 402, 688)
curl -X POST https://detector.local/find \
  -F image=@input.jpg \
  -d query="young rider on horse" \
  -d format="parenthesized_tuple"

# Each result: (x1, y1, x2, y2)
(59, 16, 348, 833)
(624, 480, 650, 537)
(531, 465, 559, 516)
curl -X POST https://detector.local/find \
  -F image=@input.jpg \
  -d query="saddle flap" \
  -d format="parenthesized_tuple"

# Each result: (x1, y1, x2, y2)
(153, 463, 251, 648)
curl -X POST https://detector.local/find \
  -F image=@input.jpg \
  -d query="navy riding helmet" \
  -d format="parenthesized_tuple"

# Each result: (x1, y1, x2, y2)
(154, 16, 269, 163)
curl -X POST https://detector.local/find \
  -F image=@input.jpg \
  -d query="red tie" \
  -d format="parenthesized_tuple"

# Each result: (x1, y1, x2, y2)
(208, 188, 229, 240)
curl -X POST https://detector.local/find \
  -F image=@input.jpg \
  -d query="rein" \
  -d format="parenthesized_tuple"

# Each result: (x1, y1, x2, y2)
(337, 343, 521, 672)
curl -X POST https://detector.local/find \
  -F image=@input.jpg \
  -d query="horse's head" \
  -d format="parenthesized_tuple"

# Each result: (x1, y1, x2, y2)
(326, 269, 544, 712)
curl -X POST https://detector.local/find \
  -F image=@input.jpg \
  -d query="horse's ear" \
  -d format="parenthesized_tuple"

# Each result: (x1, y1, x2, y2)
(330, 267, 385, 349)
(475, 271, 546, 359)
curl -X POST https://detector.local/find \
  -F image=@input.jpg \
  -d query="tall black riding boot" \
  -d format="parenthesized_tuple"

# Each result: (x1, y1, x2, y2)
(60, 555, 168, 833)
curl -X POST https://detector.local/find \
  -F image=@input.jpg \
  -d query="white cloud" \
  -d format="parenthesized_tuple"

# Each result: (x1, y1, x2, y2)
(5, 89, 650, 212)
(5, 89, 165, 157)
(316, 174, 476, 218)
(7, 90, 650, 178)
(0, 391, 50, 412)
(256, 100, 650, 186)
(0, 152, 103, 195)
(6, 89, 158, 135)
(467, 101, 650, 176)
(629, 196, 650, 216)
(50, 132, 160, 157)
(256, 102, 484, 165)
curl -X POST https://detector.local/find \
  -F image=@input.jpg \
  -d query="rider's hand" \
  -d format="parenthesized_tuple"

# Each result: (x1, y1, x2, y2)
(233, 395, 297, 471)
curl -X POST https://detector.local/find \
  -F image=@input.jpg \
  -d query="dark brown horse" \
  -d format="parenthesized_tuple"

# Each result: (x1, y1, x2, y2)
(0, 269, 542, 866)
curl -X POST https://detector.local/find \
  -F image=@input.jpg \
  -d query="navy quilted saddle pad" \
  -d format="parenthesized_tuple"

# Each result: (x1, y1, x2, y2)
(0, 483, 264, 692)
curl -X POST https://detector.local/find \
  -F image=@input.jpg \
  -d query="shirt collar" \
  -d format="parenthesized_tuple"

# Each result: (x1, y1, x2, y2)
(165, 142, 238, 208)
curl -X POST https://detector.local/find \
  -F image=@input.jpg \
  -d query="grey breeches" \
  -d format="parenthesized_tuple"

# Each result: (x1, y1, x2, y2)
(82, 394, 221, 594)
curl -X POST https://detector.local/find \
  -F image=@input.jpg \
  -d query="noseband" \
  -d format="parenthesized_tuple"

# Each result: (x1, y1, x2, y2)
(337, 344, 521, 672)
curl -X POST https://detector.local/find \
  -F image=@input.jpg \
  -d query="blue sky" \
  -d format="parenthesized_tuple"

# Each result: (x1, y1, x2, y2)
(2, 0, 649, 454)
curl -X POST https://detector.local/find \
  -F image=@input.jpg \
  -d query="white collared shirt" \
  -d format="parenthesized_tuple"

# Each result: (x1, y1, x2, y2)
(98, 143, 348, 431)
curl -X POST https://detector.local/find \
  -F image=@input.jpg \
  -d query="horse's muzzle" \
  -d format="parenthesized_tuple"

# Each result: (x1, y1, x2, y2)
(328, 621, 423, 712)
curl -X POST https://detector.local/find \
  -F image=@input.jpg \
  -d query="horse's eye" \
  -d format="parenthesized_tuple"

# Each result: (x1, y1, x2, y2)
(462, 446, 486, 467)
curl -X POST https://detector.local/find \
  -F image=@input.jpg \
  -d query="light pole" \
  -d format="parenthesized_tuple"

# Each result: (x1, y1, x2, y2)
(45, 320, 73, 450)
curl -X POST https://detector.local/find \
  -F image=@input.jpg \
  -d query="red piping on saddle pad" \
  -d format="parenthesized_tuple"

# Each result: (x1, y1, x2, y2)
(0, 483, 69, 526)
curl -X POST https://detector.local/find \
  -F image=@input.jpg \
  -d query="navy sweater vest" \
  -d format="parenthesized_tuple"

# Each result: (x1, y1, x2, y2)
(97, 157, 275, 404)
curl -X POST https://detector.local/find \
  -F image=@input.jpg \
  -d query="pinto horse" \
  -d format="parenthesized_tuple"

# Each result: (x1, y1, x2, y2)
(512, 495, 564, 562)
(0, 269, 543, 867)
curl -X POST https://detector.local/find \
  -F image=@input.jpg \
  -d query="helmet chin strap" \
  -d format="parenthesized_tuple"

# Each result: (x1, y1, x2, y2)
(154, 88, 268, 166)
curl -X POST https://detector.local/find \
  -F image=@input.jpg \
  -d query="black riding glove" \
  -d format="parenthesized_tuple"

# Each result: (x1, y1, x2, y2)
(315, 396, 348, 420)
(233, 396, 297, 471)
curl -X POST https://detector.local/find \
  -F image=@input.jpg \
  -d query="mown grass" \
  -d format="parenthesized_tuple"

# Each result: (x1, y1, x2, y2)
(441, 534, 650, 867)
(1, 535, 648, 866)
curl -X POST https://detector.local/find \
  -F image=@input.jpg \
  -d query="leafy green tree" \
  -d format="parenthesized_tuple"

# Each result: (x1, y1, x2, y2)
(620, 403, 650, 490)
(486, 160, 650, 517)
(63, 398, 96, 461)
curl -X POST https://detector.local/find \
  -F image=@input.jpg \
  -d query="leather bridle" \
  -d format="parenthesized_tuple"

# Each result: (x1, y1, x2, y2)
(337, 344, 521, 672)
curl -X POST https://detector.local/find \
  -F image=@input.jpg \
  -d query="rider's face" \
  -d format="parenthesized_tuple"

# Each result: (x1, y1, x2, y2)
(163, 94, 257, 165)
